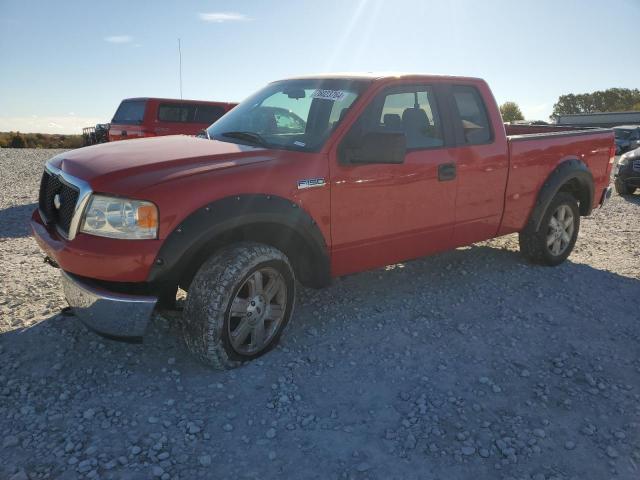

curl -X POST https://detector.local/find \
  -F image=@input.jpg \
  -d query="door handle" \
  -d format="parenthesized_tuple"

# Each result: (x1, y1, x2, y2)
(438, 163, 456, 181)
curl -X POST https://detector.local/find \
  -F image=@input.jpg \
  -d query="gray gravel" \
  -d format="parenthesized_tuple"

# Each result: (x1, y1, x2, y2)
(1, 148, 639, 480)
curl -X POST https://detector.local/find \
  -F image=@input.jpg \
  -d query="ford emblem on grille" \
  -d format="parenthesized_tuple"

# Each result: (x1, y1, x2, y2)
(53, 193, 61, 210)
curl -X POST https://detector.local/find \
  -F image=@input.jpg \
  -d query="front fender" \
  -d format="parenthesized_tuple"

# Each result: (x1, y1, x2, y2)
(147, 194, 330, 288)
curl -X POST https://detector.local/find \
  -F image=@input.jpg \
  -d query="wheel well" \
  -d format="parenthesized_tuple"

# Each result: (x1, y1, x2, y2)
(558, 177, 591, 215)
(178, 222, 330, 291)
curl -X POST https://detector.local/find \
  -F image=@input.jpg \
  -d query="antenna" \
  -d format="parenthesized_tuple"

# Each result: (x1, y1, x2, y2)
(178, 38, 183, 99)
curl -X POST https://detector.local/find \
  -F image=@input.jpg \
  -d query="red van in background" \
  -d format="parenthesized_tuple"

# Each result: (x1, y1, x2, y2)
(108, 98, 236, 141)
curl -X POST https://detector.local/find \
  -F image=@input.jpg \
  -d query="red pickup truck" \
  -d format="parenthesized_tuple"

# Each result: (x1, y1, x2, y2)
(32, 74, 614, 369)
(108, 97, 237, 141)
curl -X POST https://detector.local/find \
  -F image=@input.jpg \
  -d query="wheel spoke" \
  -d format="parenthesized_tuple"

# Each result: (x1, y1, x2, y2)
(552, 239, 562, 255)
(557, 206, 566, 222)
(251, 320, 266, 349)
(266, 304, 284, 321)
(230, 297, 248, 316)
(563, 216, 573, 229)
(549, 217, 560, 229)
(263, 274, 282, 301)
(561, 231, 571, 243)
(248, 271, 264, 296)
(231, 318, 252, 348)
(546, 234, 557, 247)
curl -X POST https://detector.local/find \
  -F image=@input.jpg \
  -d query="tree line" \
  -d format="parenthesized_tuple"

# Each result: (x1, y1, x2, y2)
(500, 88, 640, 123)
(0, 132, 84, 149)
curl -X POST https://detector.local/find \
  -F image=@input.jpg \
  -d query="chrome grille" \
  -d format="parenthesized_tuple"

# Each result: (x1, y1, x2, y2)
(38, 164, 92, 240)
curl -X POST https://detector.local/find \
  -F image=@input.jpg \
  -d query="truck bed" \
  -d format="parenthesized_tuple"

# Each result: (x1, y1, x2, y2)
(499, 124, 614, 235)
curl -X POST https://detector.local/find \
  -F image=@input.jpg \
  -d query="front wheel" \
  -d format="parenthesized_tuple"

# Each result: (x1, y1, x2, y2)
(182, 242, 295, 369)
(614, 178, 636, 196)
(519, 192, 580, 266)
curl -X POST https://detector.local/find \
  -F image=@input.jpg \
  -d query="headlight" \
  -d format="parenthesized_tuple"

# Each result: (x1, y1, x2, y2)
(80, 195, 158, 239)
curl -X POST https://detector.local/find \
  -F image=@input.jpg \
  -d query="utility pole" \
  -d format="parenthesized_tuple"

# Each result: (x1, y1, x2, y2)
(178, 38, 183, 99)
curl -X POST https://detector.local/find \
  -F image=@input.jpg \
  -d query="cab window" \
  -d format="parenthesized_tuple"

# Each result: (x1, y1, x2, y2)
(451, 86, 492, 145)
(345, 85, 444, 150)
(158, 103, 194, 123)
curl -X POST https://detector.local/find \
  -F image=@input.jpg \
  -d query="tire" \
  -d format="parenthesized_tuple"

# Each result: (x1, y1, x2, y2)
(614, 178, 636, 196)
(182, 242, 296, 369)
(518, 192, 580, 266)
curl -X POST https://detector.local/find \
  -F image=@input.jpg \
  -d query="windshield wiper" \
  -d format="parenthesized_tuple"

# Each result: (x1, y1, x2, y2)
(220, 131, 266, 147)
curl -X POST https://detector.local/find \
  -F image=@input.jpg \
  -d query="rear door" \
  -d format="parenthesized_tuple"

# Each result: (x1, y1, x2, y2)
(444, 83, 509, 245)
(156, 102, 198, 135)
(155, 102, 227, 136)
(329, 82, 459, 276)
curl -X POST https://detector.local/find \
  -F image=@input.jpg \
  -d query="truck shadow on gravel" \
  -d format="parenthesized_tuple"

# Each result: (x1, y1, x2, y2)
(2, 243, 638, 375)
(0, 203, 36, 238)
(1, 244, 639, 479)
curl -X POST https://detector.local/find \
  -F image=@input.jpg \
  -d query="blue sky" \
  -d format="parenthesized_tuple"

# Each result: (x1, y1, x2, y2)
(1, 0, 639, 134)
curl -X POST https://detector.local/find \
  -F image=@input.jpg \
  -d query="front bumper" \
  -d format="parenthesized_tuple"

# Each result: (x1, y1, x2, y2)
(614, 159, 640, 187)
(599, 185, 613, 207)
(62, 271, 157, 339)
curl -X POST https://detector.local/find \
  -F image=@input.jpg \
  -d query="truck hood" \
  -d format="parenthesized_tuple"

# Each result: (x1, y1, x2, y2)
(50, 135, 272, 195)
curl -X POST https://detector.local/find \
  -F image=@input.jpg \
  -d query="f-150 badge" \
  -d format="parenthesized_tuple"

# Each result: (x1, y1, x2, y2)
(297, 178, 326, 190)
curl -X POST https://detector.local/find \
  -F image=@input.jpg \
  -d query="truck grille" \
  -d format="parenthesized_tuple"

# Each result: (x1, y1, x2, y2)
(38, 170, 80, 236)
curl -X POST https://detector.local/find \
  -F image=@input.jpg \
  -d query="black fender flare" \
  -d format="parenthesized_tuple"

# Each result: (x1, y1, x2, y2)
(527, 158, 594, 232)
(147, 194, 331, 289)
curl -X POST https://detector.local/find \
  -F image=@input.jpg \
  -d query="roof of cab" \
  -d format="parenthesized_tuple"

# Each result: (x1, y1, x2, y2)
(120, 97, 235, 105)
(278, 72, 484, 82)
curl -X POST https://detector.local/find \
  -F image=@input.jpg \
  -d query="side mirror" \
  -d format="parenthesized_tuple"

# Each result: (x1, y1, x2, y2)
(340, 131, 406, 165)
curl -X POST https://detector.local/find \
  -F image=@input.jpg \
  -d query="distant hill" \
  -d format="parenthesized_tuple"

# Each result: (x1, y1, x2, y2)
(0, 131, 83, 149)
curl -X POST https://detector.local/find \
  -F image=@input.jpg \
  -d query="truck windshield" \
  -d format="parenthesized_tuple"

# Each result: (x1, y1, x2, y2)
(207, 79, 368, 152)
(112, 100, 147, 125)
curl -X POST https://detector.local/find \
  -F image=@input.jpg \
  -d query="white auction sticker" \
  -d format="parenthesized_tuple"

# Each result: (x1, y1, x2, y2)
(311, 89, 347, 101)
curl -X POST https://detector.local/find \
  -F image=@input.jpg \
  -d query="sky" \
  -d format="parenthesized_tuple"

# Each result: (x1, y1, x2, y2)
(1, 0, 639, 134)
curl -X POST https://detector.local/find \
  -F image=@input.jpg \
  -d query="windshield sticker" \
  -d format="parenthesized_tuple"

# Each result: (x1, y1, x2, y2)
(311, 89, 348, 102)
(293, 141, 306, 147)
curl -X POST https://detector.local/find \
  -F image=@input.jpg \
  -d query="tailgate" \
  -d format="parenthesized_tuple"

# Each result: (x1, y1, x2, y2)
(108, 124, 147, 141)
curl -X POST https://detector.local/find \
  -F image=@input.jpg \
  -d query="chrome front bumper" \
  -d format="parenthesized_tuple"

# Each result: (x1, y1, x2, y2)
(600, 185, 613, 207)
(61, 271, 158, 339)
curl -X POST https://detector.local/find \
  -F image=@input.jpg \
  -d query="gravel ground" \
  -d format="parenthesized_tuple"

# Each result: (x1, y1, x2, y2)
(1, 148, 639, 480)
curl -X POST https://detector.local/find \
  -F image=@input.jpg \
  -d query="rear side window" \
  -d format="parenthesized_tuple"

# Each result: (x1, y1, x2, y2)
(194, 105, 226, 124)
(451, 86, 492, 145)
(158, 103, 195, 123)
(112, 100, 146, 125)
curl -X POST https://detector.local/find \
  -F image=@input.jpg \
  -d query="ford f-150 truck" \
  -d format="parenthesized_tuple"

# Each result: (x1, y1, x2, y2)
(31, 74, 615, 369)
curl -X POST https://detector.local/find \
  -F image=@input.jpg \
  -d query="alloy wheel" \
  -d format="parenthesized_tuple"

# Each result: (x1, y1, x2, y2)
(227, 267, 287, 355)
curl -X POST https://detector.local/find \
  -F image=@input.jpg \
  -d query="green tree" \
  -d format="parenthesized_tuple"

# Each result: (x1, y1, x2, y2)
(9, 132, 26, 148)
(500, 102, 525, 122)
(551, 88, 640, 119)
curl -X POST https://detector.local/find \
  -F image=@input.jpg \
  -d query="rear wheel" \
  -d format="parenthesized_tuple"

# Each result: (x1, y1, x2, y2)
(519, 192, 580, 266)
(614, 178, 636, 196)
(182, 242, 295, 369)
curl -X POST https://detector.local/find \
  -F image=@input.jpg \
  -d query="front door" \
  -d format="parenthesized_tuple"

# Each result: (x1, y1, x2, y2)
(329, 83, 458, 276)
